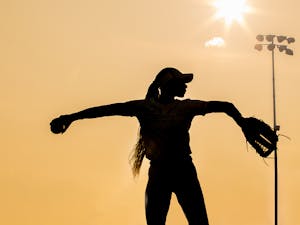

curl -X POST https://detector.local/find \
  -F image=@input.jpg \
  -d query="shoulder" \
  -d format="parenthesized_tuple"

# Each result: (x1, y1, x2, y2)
(122, 99, 153, 112)
(178, 99, 209, 115)
(124, 99, 144, 105)
(179, 99, 208, 106)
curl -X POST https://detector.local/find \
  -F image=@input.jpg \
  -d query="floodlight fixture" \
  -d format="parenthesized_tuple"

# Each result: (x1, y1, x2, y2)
(254, 44, 263, 51)
(287, 37, 295, 44)
(255, 35, 295, 55)
(268, 44, 276, 51)
(285, 48, 294, 55)
(278, 45, 287, 52)
(256, 34, 264, 42)
(266, 34, 275, 42)
(277, 36, 286, 43)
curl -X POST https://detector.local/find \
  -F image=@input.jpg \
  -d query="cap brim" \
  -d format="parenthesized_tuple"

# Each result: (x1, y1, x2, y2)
(181, 73, 193, 83)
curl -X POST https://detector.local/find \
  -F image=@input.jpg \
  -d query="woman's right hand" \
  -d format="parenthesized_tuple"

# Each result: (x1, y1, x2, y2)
(50, 115, 73, 134)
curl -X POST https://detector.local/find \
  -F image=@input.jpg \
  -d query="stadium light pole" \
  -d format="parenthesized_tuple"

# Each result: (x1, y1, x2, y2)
(255, 34, 295, 225)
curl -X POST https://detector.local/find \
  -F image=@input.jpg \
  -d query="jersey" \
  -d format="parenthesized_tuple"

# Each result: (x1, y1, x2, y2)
(128, 99, 208, 161)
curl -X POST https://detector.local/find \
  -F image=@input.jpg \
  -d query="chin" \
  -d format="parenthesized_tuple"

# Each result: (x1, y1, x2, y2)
(177, 93, 185, 98)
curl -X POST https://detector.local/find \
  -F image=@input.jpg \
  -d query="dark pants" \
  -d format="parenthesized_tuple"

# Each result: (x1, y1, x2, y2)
(145, 156, 209, 225)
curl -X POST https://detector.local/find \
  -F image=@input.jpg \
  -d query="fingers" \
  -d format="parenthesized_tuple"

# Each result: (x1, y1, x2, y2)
(50, 116, 66, 134)
(50, 114, 75, 134)
(50, 118, 62, 134)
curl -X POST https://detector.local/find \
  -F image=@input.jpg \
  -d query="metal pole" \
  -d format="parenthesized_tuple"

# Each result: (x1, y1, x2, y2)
(256, 34, 294, 225)
(271, 40, 278, 225)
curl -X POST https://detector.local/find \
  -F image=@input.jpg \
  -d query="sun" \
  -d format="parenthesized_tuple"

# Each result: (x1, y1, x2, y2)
(213, 0, 251, 26)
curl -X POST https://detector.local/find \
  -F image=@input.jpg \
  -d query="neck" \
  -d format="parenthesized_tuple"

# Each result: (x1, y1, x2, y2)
(158, 94, 175, 104)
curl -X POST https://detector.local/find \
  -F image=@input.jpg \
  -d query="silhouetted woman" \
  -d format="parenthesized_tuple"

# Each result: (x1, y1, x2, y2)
(50, 67, 244, 225)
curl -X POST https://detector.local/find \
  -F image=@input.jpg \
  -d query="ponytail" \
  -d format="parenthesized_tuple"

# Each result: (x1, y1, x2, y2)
(130, 130, 146, 177)
(130, 79, 160, 177)
(145, 81, 159, 101)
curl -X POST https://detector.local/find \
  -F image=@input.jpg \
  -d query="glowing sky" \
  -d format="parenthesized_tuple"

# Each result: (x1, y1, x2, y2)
(0, 0, 299, 225)
(212, 0, 252, 26)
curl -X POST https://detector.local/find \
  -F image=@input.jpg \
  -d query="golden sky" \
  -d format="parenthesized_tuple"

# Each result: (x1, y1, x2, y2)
(1, 0, 299, 224)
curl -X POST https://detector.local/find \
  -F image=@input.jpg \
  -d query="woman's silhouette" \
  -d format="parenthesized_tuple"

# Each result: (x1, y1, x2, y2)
(50, 67, 245, 225)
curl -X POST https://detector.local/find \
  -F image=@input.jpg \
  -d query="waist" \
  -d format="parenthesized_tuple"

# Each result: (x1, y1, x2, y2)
(145, 143, 191, 160)
(150, 153, 192, 166)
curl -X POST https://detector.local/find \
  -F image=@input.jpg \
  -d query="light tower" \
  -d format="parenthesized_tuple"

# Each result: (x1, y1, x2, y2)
(255, 34, 295, 225)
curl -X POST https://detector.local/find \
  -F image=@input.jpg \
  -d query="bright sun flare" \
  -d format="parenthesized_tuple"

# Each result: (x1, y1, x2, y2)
(213, 0, 251, 26)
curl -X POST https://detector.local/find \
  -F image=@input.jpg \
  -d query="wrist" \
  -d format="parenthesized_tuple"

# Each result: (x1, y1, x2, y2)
(235, 115, 244, 127)
(64, 114, 77, 122)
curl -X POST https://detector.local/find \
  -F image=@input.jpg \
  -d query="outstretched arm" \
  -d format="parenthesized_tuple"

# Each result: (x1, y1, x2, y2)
(50, 100, 141, 134)
(68, 101, 140, 120)
(205, 101, 244, 126)
(206, 101, 278, 157)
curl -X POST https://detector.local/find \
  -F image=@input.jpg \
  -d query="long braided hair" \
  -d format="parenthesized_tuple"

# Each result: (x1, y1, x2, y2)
(129, 69, 168, 177)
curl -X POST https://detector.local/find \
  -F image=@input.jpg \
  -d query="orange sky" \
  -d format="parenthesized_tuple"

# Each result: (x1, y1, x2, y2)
(1, 0, 299, 224)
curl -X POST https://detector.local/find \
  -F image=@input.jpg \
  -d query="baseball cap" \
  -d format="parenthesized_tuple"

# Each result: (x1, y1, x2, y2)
(157, 67, 193, 87)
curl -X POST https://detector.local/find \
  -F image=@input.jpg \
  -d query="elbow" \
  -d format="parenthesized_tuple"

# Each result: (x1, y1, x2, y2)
(207, 101, 242, 124)
(225, 102, 243, 123)
(225, 102, 236, 112)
